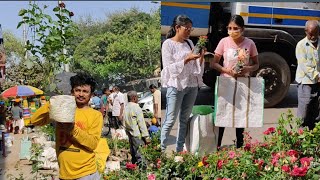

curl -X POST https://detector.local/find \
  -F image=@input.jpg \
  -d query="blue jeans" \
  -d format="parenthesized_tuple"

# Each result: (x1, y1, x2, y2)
(161, 87, 198, 152)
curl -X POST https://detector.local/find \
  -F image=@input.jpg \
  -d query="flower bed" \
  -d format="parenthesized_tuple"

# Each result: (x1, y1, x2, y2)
(103, 110, 320, 179)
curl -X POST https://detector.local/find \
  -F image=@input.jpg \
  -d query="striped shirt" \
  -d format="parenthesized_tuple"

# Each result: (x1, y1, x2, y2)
(123, 102, 149, 138)
(295, 37, 320, 84)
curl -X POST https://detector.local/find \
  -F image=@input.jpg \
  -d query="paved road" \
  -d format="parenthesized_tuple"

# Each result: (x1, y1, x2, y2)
(162, 84, 298, 152)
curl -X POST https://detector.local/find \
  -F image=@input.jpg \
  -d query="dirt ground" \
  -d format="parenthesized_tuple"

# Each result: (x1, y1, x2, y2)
(0, 132, 58, 180)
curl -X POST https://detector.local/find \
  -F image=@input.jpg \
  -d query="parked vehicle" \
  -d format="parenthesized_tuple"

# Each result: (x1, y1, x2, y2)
(138, 92, 153, 117)
(161, 2, 320, 107)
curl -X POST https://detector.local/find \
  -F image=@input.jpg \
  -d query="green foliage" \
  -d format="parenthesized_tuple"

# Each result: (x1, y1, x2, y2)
(17, 2, 77, 92)
(30, 143, 44, 175)
(2, 31, 46, 89)
(72, 8, 160, 85)
(40, 123, 55, 140)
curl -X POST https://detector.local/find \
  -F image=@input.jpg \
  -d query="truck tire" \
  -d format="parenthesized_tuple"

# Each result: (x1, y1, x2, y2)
(252, 52, 291, 108)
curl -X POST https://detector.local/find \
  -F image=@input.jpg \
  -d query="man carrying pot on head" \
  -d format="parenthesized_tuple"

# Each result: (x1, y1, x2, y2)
(31, 73, 103, 180)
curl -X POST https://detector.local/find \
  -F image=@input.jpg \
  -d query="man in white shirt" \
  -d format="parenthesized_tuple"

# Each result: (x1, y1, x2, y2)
(109, 86, 125, 129)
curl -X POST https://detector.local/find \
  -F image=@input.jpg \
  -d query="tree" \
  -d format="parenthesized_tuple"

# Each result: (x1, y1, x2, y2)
(2, 31, 45, 90)
(72, 8, 160, 85)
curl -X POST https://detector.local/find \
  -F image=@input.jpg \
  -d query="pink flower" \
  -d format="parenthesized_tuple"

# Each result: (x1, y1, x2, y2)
(271, 158, 279, 166)
(290, 156, 298, 163)
(228, 151, 235, 159)
(148, 174, 156, 180)
(191, 167, 196, 172)
(125, 162, 137, 170)
(290, 166, 308, 177)
(298, 128, 304, 135)
(217, 160, 223, 169)
(300, 157, 312, 167)
(263, 127, 275, 135)
(281, 165, 291, 173)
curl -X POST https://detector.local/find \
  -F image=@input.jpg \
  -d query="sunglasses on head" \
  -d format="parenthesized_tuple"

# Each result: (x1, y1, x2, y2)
(227, 26, 241, 31)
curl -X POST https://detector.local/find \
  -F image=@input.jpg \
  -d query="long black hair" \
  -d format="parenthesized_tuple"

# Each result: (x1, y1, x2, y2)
(166, 15, 193, 39)
(229, 15, 245, 28)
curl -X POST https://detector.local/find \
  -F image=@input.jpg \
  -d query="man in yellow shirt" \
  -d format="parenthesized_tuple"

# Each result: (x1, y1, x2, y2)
(31, 73, 103, 180)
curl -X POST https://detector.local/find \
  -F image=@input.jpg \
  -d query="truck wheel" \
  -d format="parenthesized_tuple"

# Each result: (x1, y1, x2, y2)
(252, 52, 291, 108)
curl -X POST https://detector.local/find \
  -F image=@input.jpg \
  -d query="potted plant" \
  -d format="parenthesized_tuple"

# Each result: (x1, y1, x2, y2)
(193, 36, 208, 55)
(234, 48, 249, 73)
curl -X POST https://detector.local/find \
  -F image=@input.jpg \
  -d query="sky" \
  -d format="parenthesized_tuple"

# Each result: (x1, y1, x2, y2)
(0, 1, 160, 40)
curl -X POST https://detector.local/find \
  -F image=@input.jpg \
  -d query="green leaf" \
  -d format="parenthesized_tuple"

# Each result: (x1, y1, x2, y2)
(17, 21, 24, 29)
(53, 7, 60, 12)
(18, 9, 27, 16)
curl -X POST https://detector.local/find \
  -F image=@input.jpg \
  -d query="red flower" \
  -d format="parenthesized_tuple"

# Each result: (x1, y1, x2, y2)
(228, 151, 235, 159)
(202, 156, 209, 166)
(156, 158, 161, 169)
(69, 12, 74, 17)
(298, 128, 304, 135)
(217, 160, 223, 169)
(58, 2, 66, 8)
(300, 157, 312, 167)
(263, 127, 275, 135)
(257, 159, 264, 170)
(244, 143, 251, 151)
(290, 166, 308, 177)
(125, 162, 137, 170)
(281, 165, 291, 173)
(287, 150, 298, 157)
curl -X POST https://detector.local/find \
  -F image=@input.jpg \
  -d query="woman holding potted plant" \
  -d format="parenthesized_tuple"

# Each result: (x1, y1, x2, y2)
(161, 15, 205, 152)
(211, 15, 259, 148)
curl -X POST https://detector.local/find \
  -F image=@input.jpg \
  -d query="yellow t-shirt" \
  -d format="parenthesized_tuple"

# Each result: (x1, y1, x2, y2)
(31, 103, 103, 179)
